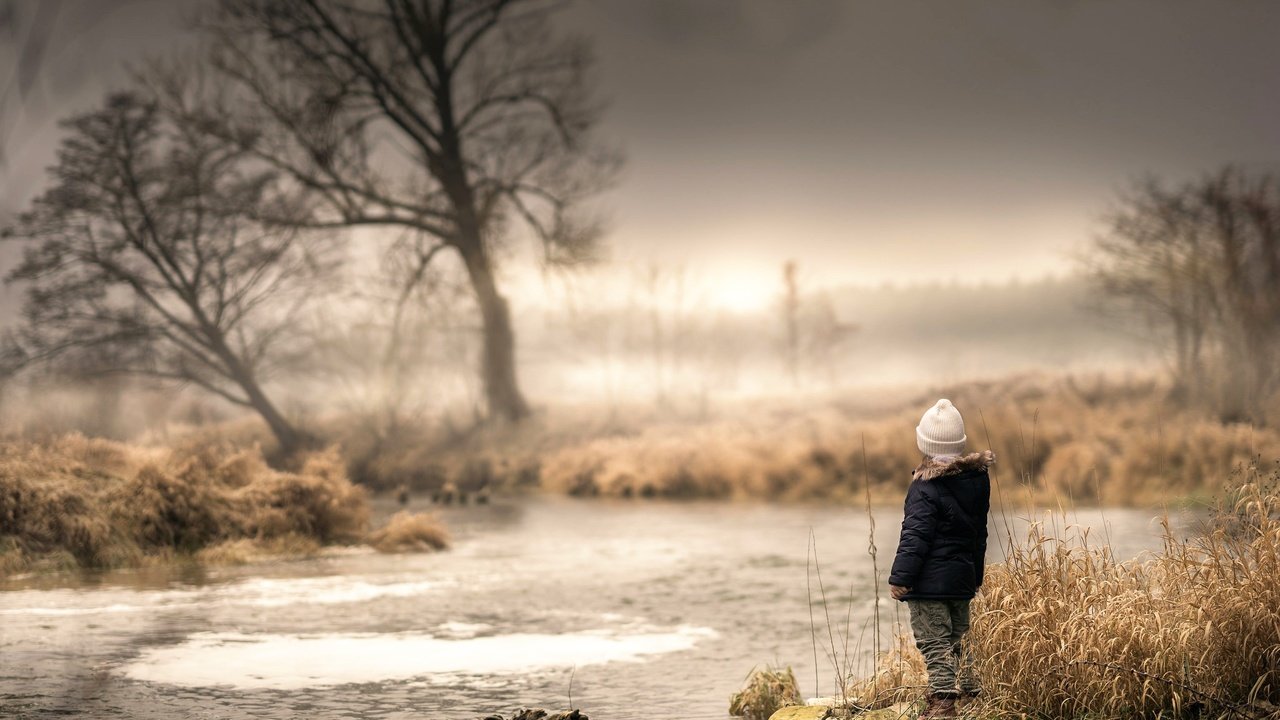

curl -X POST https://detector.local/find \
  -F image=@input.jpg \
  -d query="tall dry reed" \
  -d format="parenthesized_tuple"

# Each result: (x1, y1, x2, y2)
(818, 460, 1280, 719)
(966, 459, 1280, 718)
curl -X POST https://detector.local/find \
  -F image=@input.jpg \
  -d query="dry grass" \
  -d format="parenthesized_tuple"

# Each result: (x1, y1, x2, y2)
(729, 666, 803, 720)
(143, 372, 1276, 508)
(195, 533, 322, 565)
(366, 511, 450, 553)
(0, 435, 374, 575)
(965, 459, 1280, 719)
(841, 631, 928, 710)
(531, 373, 1278, 505)
(833, 459, 1280, 719)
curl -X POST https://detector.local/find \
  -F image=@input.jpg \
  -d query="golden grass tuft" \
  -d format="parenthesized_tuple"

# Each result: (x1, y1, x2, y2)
(966, 462, 1280, 718)
(195, 534, 322, 565)
(366, 511, 450, 553)
(729, 665, 803, 720)
(0, 436, 376, 575)
(841, 631, 927, 710)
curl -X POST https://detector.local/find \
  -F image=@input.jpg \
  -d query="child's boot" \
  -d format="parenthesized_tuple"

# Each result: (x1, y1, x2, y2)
(919, 692, 958, 720)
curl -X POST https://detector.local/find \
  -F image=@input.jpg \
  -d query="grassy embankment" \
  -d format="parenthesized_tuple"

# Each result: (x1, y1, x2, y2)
(6, 372, 1275, 575)
(323, 373, 1277, 507)
(735, 460, 1280, 720)
(0, 435, 447, 576)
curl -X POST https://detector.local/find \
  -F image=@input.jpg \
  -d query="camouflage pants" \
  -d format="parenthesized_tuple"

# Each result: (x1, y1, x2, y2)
(907, 599, 979, 696)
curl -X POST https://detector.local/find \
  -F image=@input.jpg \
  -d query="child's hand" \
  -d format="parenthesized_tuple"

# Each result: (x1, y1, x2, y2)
(889, 584, 911, 600)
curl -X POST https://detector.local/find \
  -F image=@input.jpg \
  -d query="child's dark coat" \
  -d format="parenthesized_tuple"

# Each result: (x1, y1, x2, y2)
(888, 450, 993, 601)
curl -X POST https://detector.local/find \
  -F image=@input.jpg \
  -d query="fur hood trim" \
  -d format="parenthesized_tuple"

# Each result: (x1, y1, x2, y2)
(912, 450, 996, 482)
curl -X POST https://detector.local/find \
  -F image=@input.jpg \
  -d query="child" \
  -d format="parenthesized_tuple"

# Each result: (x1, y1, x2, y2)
(888, 399, 992, 719)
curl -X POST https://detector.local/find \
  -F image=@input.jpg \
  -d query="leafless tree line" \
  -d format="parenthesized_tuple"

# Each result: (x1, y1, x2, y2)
(1089, 166, 1280, 423)
(553, 261, 859, 413)
(2, 0, 618, 455)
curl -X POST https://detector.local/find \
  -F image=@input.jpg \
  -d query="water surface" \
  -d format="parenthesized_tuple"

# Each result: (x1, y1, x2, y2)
(0, 497, 1201, 719)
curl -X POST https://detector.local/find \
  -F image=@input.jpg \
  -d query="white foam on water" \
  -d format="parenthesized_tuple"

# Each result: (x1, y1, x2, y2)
(434, 621, 494, 638)
(120, 625, 719, 689)
(230, 577, 442, 608)
(0, 575, 445, 616)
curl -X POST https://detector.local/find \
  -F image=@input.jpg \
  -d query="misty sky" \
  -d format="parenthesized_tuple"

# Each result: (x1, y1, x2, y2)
(2, 0, 1278, 311)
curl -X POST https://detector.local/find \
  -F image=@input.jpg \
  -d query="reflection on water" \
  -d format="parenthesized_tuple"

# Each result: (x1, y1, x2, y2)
(0, 497, 1202, 719)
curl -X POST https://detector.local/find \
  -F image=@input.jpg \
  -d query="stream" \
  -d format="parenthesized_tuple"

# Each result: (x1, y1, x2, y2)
(0, 497, 1203, 719)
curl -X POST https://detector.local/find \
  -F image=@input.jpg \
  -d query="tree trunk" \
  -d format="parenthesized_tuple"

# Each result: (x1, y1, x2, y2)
(220, 350, 305, 455)
(458, 241, 530, 423)
(242, 378, 305, 456)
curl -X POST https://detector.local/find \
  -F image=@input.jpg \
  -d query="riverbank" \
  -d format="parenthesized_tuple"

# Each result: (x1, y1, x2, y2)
(126, 373, 1280, 508)
(736, 461, 1280, 720)
(5, 372, 1274, 577)
(319, 372, 1275, 507)
(0, 435, 446, 576)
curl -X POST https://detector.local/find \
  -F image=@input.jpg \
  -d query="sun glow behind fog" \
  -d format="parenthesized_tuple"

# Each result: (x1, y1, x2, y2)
(701, 272, 775, 314)
(516, 261, 783, 316)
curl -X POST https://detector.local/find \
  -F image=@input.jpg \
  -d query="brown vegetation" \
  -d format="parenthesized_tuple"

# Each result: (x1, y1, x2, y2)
(839, 632, 928, 711)
(729, 666, 804, 720)
(0, 436, 373, 575)
(161, 372, 1276, 508)
(820, 459, 1280, 719)
(529, 374, 1277, 506)
(965, 460, 1280, 718)
(366, 511, 450, 554)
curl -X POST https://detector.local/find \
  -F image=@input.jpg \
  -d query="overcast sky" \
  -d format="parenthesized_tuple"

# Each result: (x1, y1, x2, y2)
(2, 0, 1278, 310)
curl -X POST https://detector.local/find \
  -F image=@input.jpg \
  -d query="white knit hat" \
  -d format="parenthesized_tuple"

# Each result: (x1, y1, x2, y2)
(916, 398, 967, 457)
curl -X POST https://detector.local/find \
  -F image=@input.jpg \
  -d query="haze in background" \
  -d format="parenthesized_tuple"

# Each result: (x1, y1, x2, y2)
(0, 0, 1275, 426)
(5, 2, 1279, 288)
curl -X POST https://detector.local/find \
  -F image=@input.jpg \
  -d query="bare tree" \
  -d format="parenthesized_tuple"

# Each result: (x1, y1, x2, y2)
(630, 262, 692, 403)
(1089, 167, 1280, 421)
(776, 261, 857, 388)
(2, 91, 332, 454)
(782, 260, 799, 386)
(195, 0, 621, 422)
(306, 230, 474, 437)
(803, 290, 858, 386)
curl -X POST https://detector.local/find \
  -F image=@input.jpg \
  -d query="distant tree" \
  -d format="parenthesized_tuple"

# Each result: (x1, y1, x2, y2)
(2, 91, 332, 454)
(803, 290, 858, 386)
(782, 260, 800, 386)
(194, 0, 621, 423)
(305, 231, 472, 439)
(631, 262, 692, 403)
(778, 261, 857, 387)
(1088, 167, 1280, 421)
